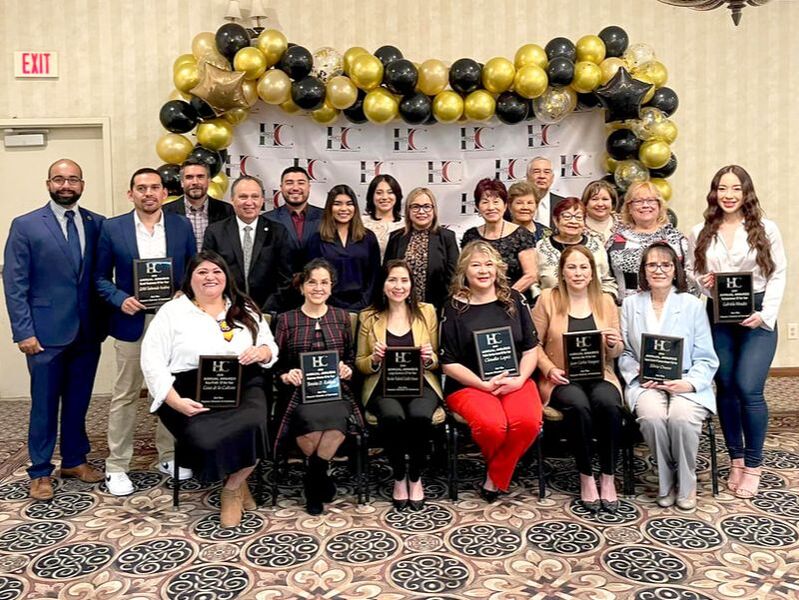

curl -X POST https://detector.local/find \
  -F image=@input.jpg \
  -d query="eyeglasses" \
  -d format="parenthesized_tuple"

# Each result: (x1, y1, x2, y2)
(409, 204, 434, 213)
(644, 262, 674, 272)
(629, 198, 659, 207)
(558, 213, 584, 222)
(49, 176, 83, 186)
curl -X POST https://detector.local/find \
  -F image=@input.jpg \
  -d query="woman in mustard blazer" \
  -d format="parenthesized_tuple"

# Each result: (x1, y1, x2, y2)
(532, 245, 624, 513)
(357, 260, 442, 511)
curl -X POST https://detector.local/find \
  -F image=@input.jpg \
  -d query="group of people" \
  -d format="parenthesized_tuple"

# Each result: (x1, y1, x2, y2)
(3, 155, 785, 527)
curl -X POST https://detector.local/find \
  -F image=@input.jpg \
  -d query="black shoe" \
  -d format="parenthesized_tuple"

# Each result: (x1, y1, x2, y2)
(479, 486, 499, 503)
(579, 498, 601, 513)
(392, 498, 409, 511)
(408, 498, 425, 511)
(601, 499, 620, 513)
(304, 474, 323, 515)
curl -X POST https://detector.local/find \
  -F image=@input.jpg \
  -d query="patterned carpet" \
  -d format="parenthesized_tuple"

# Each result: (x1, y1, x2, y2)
(0, 379, 797, 599)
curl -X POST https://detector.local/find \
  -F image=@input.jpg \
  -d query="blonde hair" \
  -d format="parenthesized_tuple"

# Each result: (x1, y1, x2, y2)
(553, 245, 606, 321)
(449, 240, 516, 315)
(620, 181, 668, 227)
(403, 187, 440, 234)
(508, 181, 539, 205)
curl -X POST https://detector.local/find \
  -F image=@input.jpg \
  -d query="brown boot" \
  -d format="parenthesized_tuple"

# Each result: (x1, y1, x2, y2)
(240, 483, 257, 511)
(220, 487, 243, 528)
(59, 463, 104, 483)
(30, 476, 54, 500)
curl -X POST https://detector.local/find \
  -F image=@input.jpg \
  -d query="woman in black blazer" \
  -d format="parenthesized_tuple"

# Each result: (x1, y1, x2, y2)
(384, 187, 459, 312)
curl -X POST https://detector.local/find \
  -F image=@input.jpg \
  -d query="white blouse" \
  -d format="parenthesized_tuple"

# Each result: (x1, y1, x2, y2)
(141, 295, 278, 412)
(686, 218, 786, 330)
(364, 217, 405, 259)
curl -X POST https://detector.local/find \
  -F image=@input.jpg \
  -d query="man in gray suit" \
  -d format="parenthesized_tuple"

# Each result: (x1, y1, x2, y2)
(527, 156, 565, 229)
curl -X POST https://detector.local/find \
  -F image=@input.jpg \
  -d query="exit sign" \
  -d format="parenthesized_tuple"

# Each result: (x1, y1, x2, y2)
(14, 51, 59, 78)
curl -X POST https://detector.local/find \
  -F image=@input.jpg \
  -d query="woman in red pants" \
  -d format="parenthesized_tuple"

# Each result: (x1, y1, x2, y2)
(440, 240, 543, 502)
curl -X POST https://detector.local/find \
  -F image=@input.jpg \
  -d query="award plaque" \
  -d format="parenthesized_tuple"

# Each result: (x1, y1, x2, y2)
(563, 330, 605, 381)
(196, 355, 241, 409)
(300, 350, 342, 404)
(473, 326, 519, 380)
(640, 334, 684, 383)
(713, 272, 754, 324)
(383, 347, 423, 397)
(133, 258, 173, 310)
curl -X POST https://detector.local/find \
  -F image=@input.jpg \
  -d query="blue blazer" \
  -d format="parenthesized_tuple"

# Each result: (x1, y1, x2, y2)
(95, 210, 196, 342)
(264, 204, 323, 269)
(619, 289, 719, 414)
(3, 204, 106, 346)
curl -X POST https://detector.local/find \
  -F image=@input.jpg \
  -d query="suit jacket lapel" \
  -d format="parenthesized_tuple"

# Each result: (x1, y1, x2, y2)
(277, 207, 298, 244)
(41, 208, 79, 275)
(121, 212, 140, 260)
(250, 216, 269, 267)
(226, 218, 245, 271)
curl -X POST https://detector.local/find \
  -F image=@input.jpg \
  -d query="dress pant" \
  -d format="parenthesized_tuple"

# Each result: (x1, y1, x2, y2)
(106, 316, 174, 473)
(26, 340, 101, 479)
(446, 379, 542, 491)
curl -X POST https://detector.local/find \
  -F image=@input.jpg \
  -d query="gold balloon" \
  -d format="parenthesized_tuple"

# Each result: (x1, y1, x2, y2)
(257, 69, 292, 105)
(173, 54, 196, 73)
(432, 90, 464, 123)
(223, 107, 249, 125)
(208, 181, 226, 200)
(312, 100, 340, 124)
(173, 63, 200, 93)
(326, 75, 358, 109)
(241, 79, 259, 108)
(363, 88, 398, 124)
(576, 35, 606, 64)
(604, 154, 618, 173)
(639, 140, 671, 169)
(417, 59, 449, 95)
(168, 89, 192, 102)
(651, 119, 678, 144)
(634, 60, 668, 88)
(481, 57, 515, 94)
(571, 61, 602, 93)
(280, 98, 302, 114)
(650, 178, 672, 201)
(343, 46, 369, 74)
(190, 32, 228, 69)
(599, 57, 626, 85)
(349, 54, 384, 91)
(514, 44, 548, 70)
(166, 195, 181, 204)
(156, 133, 193, 164)
(464, 90, 496, 121)
(256, 29, 288, 67)
(513, 65, 548, 99)
(197, 119, 234, 150)
(234, 47, 268, 80)
(211, 171, 229, 194)
(190, 61, 248, 112)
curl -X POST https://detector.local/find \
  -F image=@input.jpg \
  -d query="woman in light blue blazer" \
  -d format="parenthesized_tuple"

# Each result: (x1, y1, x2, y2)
(620, 242, 718, 511)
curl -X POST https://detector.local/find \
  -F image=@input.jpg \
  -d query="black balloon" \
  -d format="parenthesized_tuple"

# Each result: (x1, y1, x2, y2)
(666, 208, 678, 228)
(374, 45, 404, 67)
(606, 128, 641, 160)
(157, 163, 182, 195)
(159, 100, 198, 134)
(650, 153, 678, 178)
(278, 45, 313, 80)
(449, 58, 482, 94)
(188, 146, 223, 177)
(384, 59, 418, 95)
(215, 23, 250, 63)
(545, 37, 577, 61)
(291, 76, 326, 110)
(343, 90, 368, 123)
(424, 111, 438, 125)
(547, 57, 575, 87)
(577, 92, 601, 109)
(189, 96, 216, 121)
(526, 99, 536, 121)
(646, 86, 679, 116)
(595, 67, 652, 123)
(398, 92, 432, 124)
(598, 26, 629, 58)
(495, 92, 529, 124)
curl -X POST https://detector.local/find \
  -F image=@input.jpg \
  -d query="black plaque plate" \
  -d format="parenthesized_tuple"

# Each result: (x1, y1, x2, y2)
(473, 326, 519, 381)
(713, 271, 754, 324)
(563, 330, 605, 381)
(383, 346, 423, 397)
(300, 350, 342, 403)
(196, 355, 241, 409)
(640, 334, 684, 383)
(133, 258, 173, 310)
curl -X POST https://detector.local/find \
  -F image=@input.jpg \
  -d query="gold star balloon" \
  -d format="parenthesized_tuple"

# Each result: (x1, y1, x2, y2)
(190, 61, 249, 114)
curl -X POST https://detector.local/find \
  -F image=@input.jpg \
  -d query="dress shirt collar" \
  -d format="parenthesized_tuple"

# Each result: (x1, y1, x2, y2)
(49, 199, 79, 219)
(133, 209, 164, 231)
(185, 197, 208, 214)
(235, 215, 258, 234)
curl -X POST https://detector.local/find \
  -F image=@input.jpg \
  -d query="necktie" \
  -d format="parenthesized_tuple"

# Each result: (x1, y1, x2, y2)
(64, 210, 82, 270)
(242, 225, 253, 294)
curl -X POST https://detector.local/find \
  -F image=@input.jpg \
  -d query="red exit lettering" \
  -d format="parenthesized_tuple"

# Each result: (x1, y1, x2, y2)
(21, 52, 51, 75)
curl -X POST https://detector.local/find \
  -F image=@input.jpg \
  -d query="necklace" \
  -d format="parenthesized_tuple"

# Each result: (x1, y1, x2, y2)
(481, 220, 505, 240)
(193, 299, 235, 342)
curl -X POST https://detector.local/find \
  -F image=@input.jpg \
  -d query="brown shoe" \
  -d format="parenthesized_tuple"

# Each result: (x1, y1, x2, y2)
(240, 483, 257, 511)
(59, 463, 104, 483)
(220, 488, 243, 528)
(30, 476, 54, 500)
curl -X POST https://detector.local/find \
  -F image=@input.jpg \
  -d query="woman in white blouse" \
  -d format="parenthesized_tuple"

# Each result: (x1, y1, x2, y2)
(363, 174, 405, 259)
(686, 165, 786, 499)
(141, 250, 278, 528)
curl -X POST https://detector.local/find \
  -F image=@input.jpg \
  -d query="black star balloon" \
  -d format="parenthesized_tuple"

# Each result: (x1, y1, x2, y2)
(595, 67, 652, 123)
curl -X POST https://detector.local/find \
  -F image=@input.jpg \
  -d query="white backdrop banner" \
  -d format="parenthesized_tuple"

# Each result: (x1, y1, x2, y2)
(226, 104, 607, 239)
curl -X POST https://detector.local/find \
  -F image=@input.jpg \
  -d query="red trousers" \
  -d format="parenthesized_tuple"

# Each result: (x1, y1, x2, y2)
(446, 379, 542, 491)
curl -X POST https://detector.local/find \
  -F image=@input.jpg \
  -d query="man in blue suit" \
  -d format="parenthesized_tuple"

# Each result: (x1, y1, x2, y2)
(3, 159, 106, 500)
(95, 167, 196, 495)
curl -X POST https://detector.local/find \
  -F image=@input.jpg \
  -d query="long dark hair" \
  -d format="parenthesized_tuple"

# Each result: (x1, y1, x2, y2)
(693, 165, 774, 278)
(181, 250, 261, 343)
(365, 174, 403, 221)
(319, 184, 367, 243)
(364, 260, 426, 325)
(638, 242, 688, 293)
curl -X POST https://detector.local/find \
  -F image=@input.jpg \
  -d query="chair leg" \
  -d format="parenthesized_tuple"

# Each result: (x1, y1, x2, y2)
(362, 431, 370, 504)
(353, 433, 363, 505)
(707, 418, 719, 497)
(536, 431, 546, 500)
(173, 443, 180, 508)
(271, 451, 280, 507)
(255, 460, 264, 506)
(450, 425, 459, 501)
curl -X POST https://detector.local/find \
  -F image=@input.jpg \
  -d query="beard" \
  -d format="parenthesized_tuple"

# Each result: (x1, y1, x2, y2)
(49, 189, 82, 206)
(184, 186, 207, 201)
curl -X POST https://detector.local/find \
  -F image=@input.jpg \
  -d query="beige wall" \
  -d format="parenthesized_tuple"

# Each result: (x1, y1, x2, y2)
(0, 0, 797, 388)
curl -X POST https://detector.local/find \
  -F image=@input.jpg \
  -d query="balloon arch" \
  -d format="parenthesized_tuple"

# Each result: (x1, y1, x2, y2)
(155, 25, 679, 204)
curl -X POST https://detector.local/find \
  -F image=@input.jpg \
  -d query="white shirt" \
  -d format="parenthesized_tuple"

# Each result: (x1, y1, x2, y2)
(49, 200, 85, 254)
(686, 218, 786, 330)
(134, 210, 167, 259)
(236, 216, 258, 249)
(534, 191, 552, 228)
(140, 295, 279, 412)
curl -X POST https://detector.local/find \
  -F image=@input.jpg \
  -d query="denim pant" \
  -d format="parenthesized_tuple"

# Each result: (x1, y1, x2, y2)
(708, 296, 776, 467)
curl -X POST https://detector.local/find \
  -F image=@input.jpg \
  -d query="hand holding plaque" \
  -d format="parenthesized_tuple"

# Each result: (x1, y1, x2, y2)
(196, 355, 242, 409)
(563, 330, 604, 381)
(300, 350, 342, 403)
(473, 326, 519, 381)
(134, 258, 174, 310)
(640, 334, 683, 383)
(713, 272, 754, 324)
(383, 347, 423, 397)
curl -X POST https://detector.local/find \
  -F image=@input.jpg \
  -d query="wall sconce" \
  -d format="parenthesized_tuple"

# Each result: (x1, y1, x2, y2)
(225, 0, 282, 37)
(656, 0, 772, 26)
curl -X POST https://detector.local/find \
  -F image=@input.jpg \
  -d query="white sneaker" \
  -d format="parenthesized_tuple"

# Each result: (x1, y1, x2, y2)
(105, 472, 134, 496)
(159, 460, 193, 481)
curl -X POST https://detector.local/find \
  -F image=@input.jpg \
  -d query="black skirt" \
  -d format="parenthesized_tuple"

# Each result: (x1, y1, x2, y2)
(157, 366, 268, 483)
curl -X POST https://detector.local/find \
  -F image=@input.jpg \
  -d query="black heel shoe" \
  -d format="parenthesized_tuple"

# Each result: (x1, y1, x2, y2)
(600, 499, 619, 513)
(392, 498, 409, 510)
(579, 498, 601, 513)
(479, 487, 499, 503)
